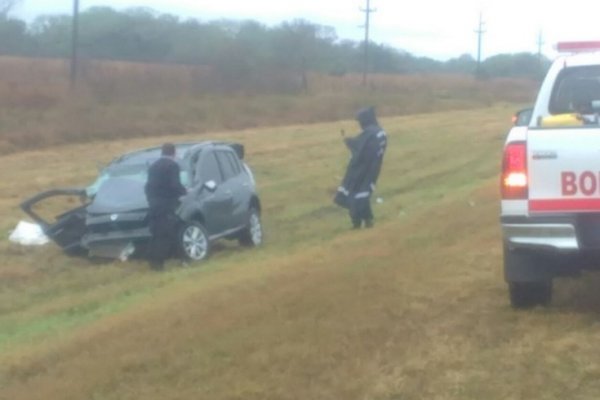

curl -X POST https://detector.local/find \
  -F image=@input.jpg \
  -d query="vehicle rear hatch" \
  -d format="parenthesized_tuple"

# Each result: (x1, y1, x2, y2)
(528, 127, 600, 215)
(528, 125, 600, 248)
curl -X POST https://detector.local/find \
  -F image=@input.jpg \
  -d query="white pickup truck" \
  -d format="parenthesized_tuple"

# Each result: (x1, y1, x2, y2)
(501, 42, 600, 308)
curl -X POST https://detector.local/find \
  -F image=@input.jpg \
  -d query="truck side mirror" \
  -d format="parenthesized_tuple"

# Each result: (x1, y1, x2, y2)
(512, 108, 533, 127)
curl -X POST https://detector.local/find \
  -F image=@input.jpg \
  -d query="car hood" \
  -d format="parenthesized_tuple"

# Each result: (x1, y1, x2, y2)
(87, 177, 149, 214)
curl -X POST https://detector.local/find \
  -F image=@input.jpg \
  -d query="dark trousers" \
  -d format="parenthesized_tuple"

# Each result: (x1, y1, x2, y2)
(349, 197, 373, 227)
(147, 208, 178, 268)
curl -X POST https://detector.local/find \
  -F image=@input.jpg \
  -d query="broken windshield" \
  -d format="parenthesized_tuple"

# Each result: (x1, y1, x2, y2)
(86, 161, 190, 197)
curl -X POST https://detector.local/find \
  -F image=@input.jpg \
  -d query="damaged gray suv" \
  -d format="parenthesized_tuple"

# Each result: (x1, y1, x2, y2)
(21, 142, 263, 261)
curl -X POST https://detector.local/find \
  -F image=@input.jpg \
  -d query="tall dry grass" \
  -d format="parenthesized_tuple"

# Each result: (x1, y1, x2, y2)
(0, 56, 539, 154)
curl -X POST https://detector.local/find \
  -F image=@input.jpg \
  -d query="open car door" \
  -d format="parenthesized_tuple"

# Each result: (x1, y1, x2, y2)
(20, 189, 89, 255)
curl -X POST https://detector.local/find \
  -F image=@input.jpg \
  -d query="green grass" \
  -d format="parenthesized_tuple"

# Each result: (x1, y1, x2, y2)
(4, 104, 600, 399)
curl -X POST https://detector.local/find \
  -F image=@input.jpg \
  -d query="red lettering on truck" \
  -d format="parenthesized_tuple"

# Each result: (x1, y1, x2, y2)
(561, 171, 600, 196)
(581, 171, 598, 196)
(532, 171, 600, 211)
(561, 171, 577, 195)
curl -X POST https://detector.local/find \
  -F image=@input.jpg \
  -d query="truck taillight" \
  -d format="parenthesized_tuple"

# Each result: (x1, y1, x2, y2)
(502, 142, 528, 199)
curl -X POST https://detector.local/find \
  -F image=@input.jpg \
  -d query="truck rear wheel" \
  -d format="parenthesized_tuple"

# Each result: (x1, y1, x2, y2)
(509, 281, 552, 308)
(504, 244, 554, 308)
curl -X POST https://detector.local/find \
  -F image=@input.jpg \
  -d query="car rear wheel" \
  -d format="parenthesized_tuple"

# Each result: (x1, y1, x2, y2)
(179, 221, 211, 261)
(239, 208, 263, 247)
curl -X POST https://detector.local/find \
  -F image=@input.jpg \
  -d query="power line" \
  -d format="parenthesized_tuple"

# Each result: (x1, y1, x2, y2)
(360, 0, 376, 86)
(474, 12, 486, 77)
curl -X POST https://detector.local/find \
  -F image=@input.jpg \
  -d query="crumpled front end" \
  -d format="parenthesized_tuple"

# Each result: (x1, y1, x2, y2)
(20, 188, 153, 260)
(82, 210, 151, 255)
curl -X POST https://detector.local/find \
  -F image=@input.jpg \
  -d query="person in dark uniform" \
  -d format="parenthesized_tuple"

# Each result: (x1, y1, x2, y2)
(144, 143, 187, 270)
(334, 107, 387, 229)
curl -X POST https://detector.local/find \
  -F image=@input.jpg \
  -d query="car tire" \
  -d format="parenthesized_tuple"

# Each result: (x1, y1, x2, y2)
(238, 208, 263, 247)
(179, 221, 211, 262)
(509, 281, 552, 309)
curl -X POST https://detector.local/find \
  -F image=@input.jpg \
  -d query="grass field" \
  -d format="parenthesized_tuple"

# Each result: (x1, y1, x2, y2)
(0, 56, 538, 154)
(3, 104, 600, 399)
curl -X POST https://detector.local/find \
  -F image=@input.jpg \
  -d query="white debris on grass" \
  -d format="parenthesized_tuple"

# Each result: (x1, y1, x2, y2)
(119, 243, 136, 262)
(376, 197, 384, 204)
(9, 221, 49, 246)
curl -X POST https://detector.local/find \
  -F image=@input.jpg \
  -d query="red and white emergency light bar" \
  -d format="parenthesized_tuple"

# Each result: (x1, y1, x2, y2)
(556, 41, 600, 53)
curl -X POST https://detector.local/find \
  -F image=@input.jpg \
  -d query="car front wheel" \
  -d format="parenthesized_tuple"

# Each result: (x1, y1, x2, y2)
(239, 208, 263, 247)
(179, 221, 211, 261)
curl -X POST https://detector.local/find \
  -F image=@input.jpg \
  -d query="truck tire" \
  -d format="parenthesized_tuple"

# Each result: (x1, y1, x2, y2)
(509, 281, 552, 308)
(504, 244, 553, 308)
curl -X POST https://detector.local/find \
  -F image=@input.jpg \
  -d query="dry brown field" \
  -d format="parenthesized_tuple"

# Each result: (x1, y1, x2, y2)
(2, 104, 600, 399)
(0, 56, 537, 154)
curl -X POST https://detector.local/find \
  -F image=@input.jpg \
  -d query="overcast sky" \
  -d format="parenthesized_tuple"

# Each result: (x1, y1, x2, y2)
(11, 0, 600, 60)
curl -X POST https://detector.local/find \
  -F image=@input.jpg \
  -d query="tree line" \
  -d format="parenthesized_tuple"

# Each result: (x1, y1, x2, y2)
(0, 6, 550, 83)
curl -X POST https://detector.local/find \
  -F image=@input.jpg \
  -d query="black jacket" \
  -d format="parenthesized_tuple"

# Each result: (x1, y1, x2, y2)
(145, 157, 187, 211)
(334, 124, 387, 208)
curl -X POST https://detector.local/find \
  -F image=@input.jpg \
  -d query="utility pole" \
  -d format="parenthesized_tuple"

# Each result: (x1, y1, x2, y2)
(537, 30, 545, 79)
(360, 0, 376, 86)
(474, 12, 486, 78)
(70, 0, 80, 89)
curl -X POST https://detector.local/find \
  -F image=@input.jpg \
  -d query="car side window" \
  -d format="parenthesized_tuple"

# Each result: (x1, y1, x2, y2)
(225, 151, 242, 176)
(215, 151, 237, 181)
(197, 152, 222, 185)
(189, 149, 202, 183)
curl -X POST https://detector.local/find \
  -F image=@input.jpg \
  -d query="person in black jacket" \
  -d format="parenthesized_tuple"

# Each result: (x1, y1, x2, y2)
(334, 107, 387, 229)
(145, 143, 187, 270)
